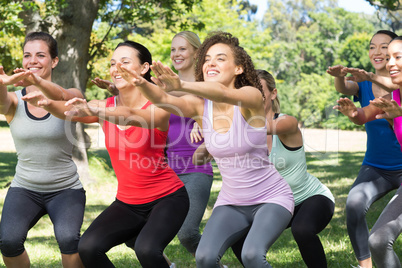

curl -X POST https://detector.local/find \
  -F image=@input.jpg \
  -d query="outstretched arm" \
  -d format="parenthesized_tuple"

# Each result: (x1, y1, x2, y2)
(327, 65, 359, 96)
(344, 67, 397, 93)
(21, 91, 98, 123)
(151, 61, 262, 109)
(65, 97, 170, 130)
(116, 62, 202, 119)
(333, 97, 382, 125)
(13, 68, 83, 100)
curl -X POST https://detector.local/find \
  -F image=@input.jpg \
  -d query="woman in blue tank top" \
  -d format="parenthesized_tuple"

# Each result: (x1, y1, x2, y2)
(328, 30, 402, 268)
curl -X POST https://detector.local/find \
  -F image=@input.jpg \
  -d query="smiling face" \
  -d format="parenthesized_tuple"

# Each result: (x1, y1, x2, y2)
(109, 46, 147, 89)
(23, 40, 58, 81)
(386, 40, 402, 86)
(369, 33, 393, 71)
(170, 36, 196, 72)
(202, 43, 242, 86)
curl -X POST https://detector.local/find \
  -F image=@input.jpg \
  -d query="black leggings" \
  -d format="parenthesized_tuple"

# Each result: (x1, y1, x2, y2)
(232, 195, 334, 268)
(78, 186, 189, 268)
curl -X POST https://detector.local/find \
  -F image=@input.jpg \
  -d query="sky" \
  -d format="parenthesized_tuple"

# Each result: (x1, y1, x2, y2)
(249, 0, 376, 20)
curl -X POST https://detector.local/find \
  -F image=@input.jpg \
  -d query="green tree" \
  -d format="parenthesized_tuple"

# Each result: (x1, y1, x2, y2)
(335, 32, 373, 72)
(0, 0, 201, 180)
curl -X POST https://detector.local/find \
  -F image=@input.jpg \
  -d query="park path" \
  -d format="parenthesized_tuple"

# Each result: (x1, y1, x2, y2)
(0, 115, 367, 152)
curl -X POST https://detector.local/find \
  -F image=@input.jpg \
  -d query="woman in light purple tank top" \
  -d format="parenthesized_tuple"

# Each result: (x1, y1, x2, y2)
(114, 31, 294, 268)
(166, 32, 214, 262)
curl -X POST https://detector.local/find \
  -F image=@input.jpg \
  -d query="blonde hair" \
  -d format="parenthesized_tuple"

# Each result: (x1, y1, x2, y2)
(257, 69, 280, 113)
(173, 31, 201, 50)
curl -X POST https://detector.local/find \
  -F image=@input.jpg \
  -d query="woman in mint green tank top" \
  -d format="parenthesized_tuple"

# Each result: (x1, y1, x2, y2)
(259, 70, 335, 267)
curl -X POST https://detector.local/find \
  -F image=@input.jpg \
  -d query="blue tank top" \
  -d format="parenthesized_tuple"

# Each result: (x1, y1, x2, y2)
(354, 81, 402, 170)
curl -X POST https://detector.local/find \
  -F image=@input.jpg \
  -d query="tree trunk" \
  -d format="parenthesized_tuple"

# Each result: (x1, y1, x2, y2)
(22, 0, 100, 183)
(51, 0, 100, 183)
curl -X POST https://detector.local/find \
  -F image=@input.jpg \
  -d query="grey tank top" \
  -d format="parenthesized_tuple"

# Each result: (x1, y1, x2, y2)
(9, 89, 81, 192)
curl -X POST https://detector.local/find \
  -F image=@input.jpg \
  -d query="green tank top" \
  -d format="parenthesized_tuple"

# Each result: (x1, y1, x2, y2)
(268, 114, 334, 206)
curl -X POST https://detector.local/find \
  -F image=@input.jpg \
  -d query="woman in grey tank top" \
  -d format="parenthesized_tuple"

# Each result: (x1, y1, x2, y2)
(0, 32, 85, 268)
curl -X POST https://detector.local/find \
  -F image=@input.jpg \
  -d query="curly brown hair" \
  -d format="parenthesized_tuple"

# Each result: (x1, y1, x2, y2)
(194, 31, 264, 99)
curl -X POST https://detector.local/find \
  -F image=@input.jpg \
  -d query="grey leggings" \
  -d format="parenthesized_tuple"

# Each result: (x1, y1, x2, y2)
(177, 172, 213, 254)
(369, 185, 402, 268)
(346, 165, 402, 261)
(195, 203, 292, 268)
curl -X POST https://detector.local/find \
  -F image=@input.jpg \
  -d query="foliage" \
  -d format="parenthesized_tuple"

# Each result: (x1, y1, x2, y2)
(335, 32, 373, 73)
(0, 0, 396, 130)
(366, 0, 402, 10)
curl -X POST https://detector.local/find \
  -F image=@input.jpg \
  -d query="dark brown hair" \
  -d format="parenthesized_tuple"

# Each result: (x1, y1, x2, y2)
(194, 31, 263, 99)
(24, 32, 58, 59)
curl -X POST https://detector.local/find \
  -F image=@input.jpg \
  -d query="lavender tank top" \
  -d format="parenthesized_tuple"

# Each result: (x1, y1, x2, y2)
(202, 99, 294, 213)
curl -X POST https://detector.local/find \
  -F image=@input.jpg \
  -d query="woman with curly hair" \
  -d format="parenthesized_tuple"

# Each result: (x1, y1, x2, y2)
(105, 31, 294, 268)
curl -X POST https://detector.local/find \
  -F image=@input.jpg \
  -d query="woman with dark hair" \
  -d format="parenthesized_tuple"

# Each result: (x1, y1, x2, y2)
(22, 40, 189, 268)
(328, 30, 402, 268)
(0, 31, 85, 268)
(93, 32, 214, 267)
(227, 70, 335, 268)
(335, 36, 402, 268)
(97, 31, 294, 268)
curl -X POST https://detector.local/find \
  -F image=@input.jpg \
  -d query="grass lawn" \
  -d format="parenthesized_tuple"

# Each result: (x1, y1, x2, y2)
(0, 149, 400, 267)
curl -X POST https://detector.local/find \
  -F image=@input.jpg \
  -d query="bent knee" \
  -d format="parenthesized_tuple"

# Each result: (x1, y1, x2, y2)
(369, 231, 391, 252)
(177, 232, 200, 253)
(241, 247, 266, 267)
(196, 248, 219, 267)
(0, 238, 25, 257)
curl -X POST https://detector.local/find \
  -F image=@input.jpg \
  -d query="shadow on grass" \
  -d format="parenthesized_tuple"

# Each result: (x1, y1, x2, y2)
(0, 152, 17, 188)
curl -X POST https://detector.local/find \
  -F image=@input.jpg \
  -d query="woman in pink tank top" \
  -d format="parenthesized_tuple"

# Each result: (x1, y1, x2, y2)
(335, 36, 402, 268)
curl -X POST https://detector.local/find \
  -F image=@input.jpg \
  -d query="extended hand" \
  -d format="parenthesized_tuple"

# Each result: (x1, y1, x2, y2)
(333, 97, 359, 117)
(0, 66, 32, 86)
(65, 97, 97, 117)
(370, 97, 402, 119)
(13, 68, 42, 87)
(21, 91, 50, 107)
(116, 62, 146, 86)
(92, 77, 119, 96)
(326, 65, 347, 77)
(150, 61, 182, 92)
(344, 67, 372, 83)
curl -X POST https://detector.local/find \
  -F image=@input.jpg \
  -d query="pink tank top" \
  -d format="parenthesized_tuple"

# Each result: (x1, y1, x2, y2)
(202, 99, 294, 214)
(392, 89, 402, 151)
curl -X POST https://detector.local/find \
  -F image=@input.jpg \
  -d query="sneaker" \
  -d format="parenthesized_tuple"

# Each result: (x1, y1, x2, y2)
(170, 263, 176, 268)
(350, 265, 365, 268)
